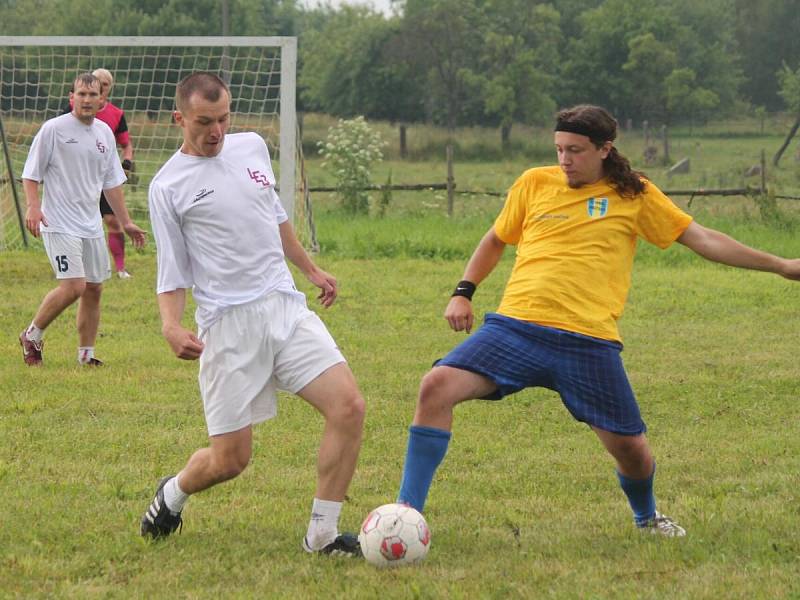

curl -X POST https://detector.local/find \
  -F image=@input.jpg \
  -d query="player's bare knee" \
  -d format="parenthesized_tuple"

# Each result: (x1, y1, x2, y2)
(612, 435, 652, 471)
(417, 369, 456, 413)
(213, 452, 250, 482)
(83, 282, 103, 299)
(61, 279, 86, 301)
(329, 389, 365, 430)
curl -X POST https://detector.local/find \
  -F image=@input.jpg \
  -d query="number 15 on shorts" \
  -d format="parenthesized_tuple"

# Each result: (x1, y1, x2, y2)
(56, 255, 69, 273)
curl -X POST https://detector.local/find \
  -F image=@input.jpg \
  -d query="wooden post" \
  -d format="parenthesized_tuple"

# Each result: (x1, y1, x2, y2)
(446, 144, 455, 217)
(399, 124, 407, 159)
(760, 148, 766, 195)
(221, 0, 231, 83)
(0, 111, 28, 247)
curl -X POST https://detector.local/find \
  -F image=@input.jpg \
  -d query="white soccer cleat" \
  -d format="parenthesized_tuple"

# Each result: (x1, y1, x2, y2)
(639, 511, 686, 537)
(117, 270, 132, 279)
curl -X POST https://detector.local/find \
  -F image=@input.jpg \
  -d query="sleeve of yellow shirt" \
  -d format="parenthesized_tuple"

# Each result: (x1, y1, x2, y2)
(635, 182, 694, 249)
(494, 169, 536, 245)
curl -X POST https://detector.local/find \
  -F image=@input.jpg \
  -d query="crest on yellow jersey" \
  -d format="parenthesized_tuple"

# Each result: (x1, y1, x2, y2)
(587, 197, 608, 218)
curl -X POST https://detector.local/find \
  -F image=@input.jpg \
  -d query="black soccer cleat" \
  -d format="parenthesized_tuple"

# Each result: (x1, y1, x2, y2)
(302, 532, 362, 557)
(140, 475, 183, 539)
(80, 357, 104, 366)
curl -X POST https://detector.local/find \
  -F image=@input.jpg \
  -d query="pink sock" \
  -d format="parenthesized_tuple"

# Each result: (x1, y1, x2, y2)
(108, 232, 125, 271)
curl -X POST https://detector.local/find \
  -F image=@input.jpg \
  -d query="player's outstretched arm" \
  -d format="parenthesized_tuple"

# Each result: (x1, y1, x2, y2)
(157, 289, 204, 360)
(677, 221, 800, 280)
(103, 185, 147, 248)
(22, 179, 47, 237)
(278, 220, 337, 307)
(445, 227, 507, 333)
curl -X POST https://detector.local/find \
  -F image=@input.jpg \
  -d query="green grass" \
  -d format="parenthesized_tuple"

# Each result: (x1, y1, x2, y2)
(3, 114, 800, 597)
(2, 201, 800, 597)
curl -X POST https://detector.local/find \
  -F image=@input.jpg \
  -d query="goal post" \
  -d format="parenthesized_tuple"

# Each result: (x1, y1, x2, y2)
(0, 36, 299, 250)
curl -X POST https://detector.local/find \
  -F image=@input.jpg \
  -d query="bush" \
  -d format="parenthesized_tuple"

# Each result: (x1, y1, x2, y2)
(318, 116, 385, 214)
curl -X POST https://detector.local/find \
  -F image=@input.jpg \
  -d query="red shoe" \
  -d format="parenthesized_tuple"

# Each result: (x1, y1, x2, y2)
(19, 330, 43, 366)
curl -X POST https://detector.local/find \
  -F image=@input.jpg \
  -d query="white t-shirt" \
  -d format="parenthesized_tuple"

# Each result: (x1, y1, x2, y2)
(22, 113, 126, 238)
(149, 132, 303, 330)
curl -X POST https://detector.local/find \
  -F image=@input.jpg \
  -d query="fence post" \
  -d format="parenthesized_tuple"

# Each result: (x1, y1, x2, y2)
(760, 148, 766, 195)
(446, 144, 455, 217)
(399, 124, 407, 159)
(0, 111, 28, 247)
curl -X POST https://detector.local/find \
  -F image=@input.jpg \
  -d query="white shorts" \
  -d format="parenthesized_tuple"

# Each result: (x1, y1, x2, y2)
(42, 232, 111, 283)
(198, 292, 346, 436)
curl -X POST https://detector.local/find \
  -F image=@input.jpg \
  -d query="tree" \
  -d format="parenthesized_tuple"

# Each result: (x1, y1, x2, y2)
(664, 68, 719, 126)
(476, 1, 561, 149)
(0, 0, 299, 36)
(558, 0, 741, 124)
(397, 0, 485, 136)
(735, 0, 800, 111)
(622, 32, 677, 121)
(773, 63, 800, 166)
(299, 7, 424, 121)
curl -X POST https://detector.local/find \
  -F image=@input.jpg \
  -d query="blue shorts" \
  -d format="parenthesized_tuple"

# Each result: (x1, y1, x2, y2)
(437, 313, 645, 435)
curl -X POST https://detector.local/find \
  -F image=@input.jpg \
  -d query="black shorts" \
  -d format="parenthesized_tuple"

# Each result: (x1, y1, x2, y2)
(99, 192, 114, 216)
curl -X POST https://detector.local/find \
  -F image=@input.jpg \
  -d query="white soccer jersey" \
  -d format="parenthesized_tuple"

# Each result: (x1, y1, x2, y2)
(22, 113, 126, 238)
(149, 132, 303, 330)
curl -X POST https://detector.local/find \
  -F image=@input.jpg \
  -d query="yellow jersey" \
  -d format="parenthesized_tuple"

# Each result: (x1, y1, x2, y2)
(494, 165, 692, 342)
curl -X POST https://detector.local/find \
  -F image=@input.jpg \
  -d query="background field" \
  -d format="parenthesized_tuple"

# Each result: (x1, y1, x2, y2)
(2, 131, 800, 598)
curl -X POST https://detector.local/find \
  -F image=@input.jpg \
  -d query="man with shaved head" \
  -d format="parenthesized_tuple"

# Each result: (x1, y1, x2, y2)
(141, 72, 365, 557)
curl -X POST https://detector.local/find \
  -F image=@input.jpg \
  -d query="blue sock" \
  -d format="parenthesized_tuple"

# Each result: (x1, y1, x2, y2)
(617, 465, 656, 525)
(397, 425, 452, 513)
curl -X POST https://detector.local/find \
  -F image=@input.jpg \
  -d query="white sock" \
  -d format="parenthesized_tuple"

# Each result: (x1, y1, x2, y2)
(163, 475, 189, 514)
(305, 498, 342, 550)
(77, 347, 94, 364)
(26, 323, 44, 343)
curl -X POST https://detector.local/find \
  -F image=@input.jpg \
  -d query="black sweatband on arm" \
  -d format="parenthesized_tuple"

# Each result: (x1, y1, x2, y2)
(452, 280, 476, 301)
(121, 159, 133, 171)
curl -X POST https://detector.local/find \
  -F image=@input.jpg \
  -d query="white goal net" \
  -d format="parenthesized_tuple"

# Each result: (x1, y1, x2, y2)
(0, 36, 303, 250)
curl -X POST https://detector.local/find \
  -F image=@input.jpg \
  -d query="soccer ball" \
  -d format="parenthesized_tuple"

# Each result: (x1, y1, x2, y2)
(358, 503, 431, 568)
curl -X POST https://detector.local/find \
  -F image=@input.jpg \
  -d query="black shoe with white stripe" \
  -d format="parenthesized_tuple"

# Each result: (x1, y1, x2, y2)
(302, 532, 362, 557)
(140, 475, 183, 539)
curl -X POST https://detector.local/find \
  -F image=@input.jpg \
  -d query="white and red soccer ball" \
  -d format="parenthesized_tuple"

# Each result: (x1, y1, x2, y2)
(358, 503, 431, 567)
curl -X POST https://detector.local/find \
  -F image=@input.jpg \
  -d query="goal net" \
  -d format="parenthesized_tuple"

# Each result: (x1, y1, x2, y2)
(0, 36, 309, 250)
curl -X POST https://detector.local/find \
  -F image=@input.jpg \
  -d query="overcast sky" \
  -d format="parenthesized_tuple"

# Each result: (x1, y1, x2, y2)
(301, 0, 395, 16)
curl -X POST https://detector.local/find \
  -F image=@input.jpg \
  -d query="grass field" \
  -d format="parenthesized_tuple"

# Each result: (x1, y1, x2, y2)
(2, 193, 800, 597)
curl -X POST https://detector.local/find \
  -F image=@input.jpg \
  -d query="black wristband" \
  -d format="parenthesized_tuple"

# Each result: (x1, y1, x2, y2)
(121, 159, 133, 171)
(451, 280, 476, 301)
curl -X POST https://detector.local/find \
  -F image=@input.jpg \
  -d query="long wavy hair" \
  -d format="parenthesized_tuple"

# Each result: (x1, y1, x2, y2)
(556, 105, 647, 198)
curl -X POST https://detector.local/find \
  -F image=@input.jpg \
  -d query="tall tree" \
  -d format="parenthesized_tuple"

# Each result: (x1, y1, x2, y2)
(398, 0, 485, 136)
(558, 0, 741, 124)
(299, 6, 423, 121)
(735, 0, 800, 110)
(773, 63, 800, 166)
(477, 0, 562, 148)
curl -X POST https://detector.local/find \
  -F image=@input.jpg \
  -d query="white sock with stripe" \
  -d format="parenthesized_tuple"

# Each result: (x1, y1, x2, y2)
(78, 346, 95, 364)
(163, 475, 188, 514)
(305, 498, 342, 550)
(26, 323, 44, 343)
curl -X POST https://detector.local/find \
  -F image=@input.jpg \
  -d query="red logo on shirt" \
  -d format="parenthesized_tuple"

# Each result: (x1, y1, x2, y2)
(96, 140, 106, 153)
(247, 168, 271, 188)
